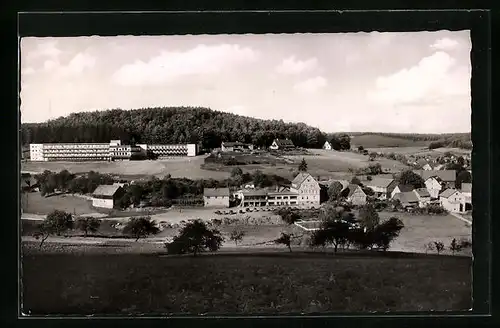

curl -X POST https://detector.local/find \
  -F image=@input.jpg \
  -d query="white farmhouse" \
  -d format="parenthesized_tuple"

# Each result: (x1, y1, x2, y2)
(424, 176, 444, 199)
(323, 141, 332, 150)
(92, 184, 126, 209)
(439, 189, 466, 213)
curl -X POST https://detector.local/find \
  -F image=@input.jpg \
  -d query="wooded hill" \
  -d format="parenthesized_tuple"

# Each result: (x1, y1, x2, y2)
(20, 107, 472, 150)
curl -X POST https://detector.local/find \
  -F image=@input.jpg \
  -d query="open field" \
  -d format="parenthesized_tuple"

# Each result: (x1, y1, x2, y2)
(377, 212, 472, 255)
(21, 248, 472, 315)
(21, 192, 95, 216)
(21, 208, 472, 256)
(351, 135, 430, 148)
(21, 156, 230, 180)
(22, 148, 408, 181)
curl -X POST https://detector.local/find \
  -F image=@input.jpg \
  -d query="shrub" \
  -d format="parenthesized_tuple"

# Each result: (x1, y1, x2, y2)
(449, 238, 462, 254)
(229, 229, 246, 246)
(275, 232, 294, 252)
(434, 241, 445, 255)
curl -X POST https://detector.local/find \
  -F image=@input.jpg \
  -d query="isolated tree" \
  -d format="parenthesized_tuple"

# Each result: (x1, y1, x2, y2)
(229, 229, 246, 246)
(230, 167, 243, 178)
(368, 163, 383, 175)
(424, 242, 435, 254)
(165, 219, 224, 256)
(351, 176, 362, 186)
(338, 134, 351, 150)
(75, 217, 101, 237)
(298, 158, 308, 172)
(33, 210, 74, 249)
(328, 181, 344, 201)
(358, 204, 380, 231)
(456, 170, 472, 189)
(366, 175, 373, 181)
(434, 241, 445, 255)
(457, 156, 465, 167)
(275, 232, 293, 252)
(357, 145, 364, 152)
(122, 216, 160, 241)
(449, 238, 462, 255)
(369, 152, 377, 161)
(399, 170, 425, 188)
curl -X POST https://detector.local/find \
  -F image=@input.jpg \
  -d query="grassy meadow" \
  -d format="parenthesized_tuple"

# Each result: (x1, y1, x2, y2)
(21, 248, 472, 315)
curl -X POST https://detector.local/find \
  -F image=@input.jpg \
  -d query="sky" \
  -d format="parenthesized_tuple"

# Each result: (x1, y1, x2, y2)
(20, 31, 471, 133)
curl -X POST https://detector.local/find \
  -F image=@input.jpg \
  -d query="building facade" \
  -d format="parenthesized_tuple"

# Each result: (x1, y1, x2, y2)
(346, 184, 367, 205)
(269, 138, 295, 150)
(30, 141, 197, 161)
(439, 189, 466, 213)
(424, 177, 444, 199)
(323, 141, 332, 150)
(290, 173, 321, 205)
(92, 184, 125, 209)
(413, 188, 431, 207)
(203, 188, 231, 207)
(366, 178, 397, 200)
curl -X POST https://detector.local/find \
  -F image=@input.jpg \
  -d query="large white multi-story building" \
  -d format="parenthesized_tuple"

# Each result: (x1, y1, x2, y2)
(29, 141, 198, 161)
(137, 144, 197, 158)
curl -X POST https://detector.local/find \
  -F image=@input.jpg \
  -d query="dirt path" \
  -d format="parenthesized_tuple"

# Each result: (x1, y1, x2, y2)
(448, 212, 472, 225)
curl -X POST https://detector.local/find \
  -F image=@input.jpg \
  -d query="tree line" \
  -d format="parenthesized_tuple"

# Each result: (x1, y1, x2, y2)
(21, 107, 331, 150)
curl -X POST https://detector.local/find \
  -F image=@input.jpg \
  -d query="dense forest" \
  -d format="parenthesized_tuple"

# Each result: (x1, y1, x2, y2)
(21, 107, 331, 150)
(21, 107, 471, 150)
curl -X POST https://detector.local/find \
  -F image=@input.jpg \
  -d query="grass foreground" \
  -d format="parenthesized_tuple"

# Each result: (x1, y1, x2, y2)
(21, 244, 472, 315)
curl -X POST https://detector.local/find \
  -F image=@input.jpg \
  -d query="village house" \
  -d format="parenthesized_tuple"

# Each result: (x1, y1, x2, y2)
(322, 141, 332, 150)
(461, 182, 472, 211)
(365, 177, 398, 200)
(391, 184, 415, 199)
(319, 179, 350, 192)
(413, 170, 456, 188)
(413, 188, 431, 207)
(433, 164, 445, 170)
(203, 188, 231, 208)
(234, 186, 300, 207)
(269, 138, 295, 150)
(290, 172, 321, 206)
(439, 188, 466, 213)
(424, 176, 445, 199)
(92, 184, 126, 209)
(416, 158, 429, 169)
(345, 184, 367, 206)
(221, 141, 254, 152)
(393, 191, 419, 209)
(422, 163, 433, 171)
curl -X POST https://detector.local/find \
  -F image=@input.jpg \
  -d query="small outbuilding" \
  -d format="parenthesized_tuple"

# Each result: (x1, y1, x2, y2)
(92, 184, 126, 209)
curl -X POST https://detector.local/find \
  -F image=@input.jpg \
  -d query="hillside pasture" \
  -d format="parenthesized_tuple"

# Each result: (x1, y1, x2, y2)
(21, 156, 230, 180)
(351, 135, 430, 148)
(377, 212, 472, 255)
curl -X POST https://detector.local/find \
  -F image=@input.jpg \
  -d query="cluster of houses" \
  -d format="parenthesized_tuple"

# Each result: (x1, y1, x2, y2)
(203, 172, 321, 209)
(220, 138, 296, 153)
(408, 153, 471, 171)
(321, 170, 471, 213)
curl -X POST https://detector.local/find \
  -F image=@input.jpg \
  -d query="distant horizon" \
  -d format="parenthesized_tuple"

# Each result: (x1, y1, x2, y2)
(20, 32, 471, 133)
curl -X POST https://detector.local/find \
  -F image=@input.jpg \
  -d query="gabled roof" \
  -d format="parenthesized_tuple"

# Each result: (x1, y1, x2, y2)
(461, 183, 472, 193)
(93, 184, 123, 197)
(204, 188, 230, 197)
(396, 184, 414, 193)
(292, 172, 315, 188)
(273, 139, 295, 147)
(413, 188, 431, 198)
(414, 170, 456, 182)
(347, 184, 364, 197)
(416, 158, 428, 166)
(394, 191, 419, 204)
(366, 177, 395, 189)
(323, 141, 331, 146)
(439, 188, 461, 199)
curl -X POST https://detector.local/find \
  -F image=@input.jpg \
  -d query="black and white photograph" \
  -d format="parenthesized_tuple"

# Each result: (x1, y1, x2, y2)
(20, 29, 473, 315)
